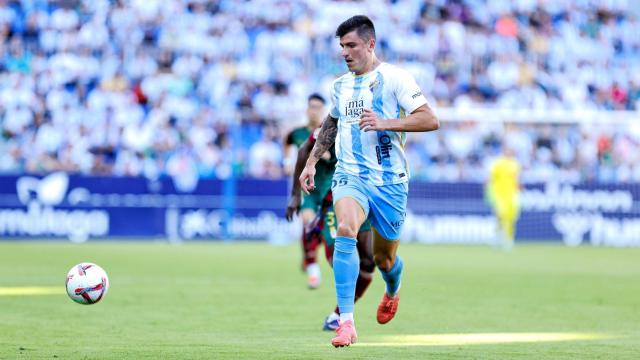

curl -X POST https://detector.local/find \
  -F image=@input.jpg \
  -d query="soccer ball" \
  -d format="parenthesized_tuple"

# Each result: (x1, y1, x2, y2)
(65, 263, 109, 305)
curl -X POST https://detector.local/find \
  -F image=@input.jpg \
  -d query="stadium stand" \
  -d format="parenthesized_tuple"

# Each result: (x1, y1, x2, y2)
(1, 0, 639, 184)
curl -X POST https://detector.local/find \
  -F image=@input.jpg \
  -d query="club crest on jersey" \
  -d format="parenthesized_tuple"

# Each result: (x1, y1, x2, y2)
(369, 79, 380, 92)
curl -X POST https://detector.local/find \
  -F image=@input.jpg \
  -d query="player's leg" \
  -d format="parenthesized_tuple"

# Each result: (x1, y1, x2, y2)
(329, 227, 375, 330)
(333, 197, 365, 318)
(355, 223, 374, 303)
(322, 240, 341, 330)
(330, 174, 368, 346)
(320, 206, 340, 331)
(494, 196, 509, 248)
(373, 229, 401, 289)
(367, 181, 408, 325)
(372, 229, 403, 324)
(497, 195, 520, 250)
(498, 209, 514, 249)
(323, 220, 374, 331)
(300, 194, 322, 288)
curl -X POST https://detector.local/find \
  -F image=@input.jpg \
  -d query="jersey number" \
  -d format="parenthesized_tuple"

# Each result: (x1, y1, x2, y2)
(331, 178, 348, 189)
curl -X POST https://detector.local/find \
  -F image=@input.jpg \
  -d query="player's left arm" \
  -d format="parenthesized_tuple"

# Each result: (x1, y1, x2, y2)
(282, 131, 297, 175)
(360, 67, 439, 133)
(515, 161, 523, 192)
(359, 104, 439, 132)
(485, 161, 498, 206)
(285, 138, 314, 221)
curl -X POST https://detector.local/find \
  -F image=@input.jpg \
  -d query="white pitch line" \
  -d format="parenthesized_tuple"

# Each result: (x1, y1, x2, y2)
(0, 286, 63, 296)
(357, 332, 609, 347)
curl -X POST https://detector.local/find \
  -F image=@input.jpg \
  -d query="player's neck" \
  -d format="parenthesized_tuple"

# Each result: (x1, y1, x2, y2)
(354, 55, 381, 76)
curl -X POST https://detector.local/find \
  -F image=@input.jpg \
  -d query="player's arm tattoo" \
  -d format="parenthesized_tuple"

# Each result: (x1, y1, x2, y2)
(310, 116, 337, 162)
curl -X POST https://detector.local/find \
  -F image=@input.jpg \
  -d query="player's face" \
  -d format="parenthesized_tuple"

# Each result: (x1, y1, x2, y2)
(503, 146, 515, 158)
(339, 31, 375, 75)
(307, 98, 325, 127)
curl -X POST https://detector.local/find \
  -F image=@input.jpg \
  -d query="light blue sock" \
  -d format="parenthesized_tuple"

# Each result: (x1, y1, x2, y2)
(333, 236, 359, 314)
(379, 255, 403, 297)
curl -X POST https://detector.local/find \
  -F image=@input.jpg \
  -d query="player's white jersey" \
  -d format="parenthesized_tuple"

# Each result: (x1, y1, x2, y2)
(329, 62, 428, 186)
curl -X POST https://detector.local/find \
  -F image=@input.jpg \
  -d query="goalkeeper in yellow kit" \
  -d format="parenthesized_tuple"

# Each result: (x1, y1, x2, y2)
(486, 145, 521, 250)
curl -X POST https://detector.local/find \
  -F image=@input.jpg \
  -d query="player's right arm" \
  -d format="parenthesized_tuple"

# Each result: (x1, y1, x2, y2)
(485, 160, 498, 206)
(299, 115, 337, 194)
(282, 130, 296, 176)
(285, 137, 314, 221)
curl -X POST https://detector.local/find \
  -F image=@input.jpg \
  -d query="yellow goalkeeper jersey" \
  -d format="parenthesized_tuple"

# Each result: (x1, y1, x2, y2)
(489, 155, 520, 198)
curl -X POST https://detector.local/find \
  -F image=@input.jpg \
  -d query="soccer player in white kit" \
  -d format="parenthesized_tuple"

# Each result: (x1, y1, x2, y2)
(299, 15, 440, 347)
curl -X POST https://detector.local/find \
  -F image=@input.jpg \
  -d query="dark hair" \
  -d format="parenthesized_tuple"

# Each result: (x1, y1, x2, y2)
(308, 93, 326, 104)
(335, 15, 376, 41)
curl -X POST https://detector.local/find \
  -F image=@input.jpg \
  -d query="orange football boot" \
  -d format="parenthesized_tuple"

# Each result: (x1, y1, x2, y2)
(376, 292, 400, 324)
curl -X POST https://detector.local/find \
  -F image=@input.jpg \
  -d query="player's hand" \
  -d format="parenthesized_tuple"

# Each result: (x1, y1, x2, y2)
(359, 109, 385, 132)
(285, 195, 301, 222)
(299, 165, 316, 194)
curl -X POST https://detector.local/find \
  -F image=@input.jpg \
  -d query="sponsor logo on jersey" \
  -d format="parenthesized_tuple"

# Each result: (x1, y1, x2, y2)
(344, 99, 364, 122)
(376, 134, 392, 164)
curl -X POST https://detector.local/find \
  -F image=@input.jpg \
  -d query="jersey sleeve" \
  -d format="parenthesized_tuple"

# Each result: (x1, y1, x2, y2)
(394, 68, 428, 114)
(285, 131, 295, 146)
(329, 80, 340, 118)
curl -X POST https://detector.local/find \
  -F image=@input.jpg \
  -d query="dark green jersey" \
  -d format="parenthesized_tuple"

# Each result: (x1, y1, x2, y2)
(285, 126, 312, 148)
(309, 129, 337, 190)
(300, 134, 336, 210)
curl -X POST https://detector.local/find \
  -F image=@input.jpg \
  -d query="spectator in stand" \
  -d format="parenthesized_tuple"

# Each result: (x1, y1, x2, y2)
(0, 0, 638, 183)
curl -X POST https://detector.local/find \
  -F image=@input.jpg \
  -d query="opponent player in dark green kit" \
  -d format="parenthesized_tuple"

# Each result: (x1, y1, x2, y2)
(284, 94, 329, 289)
(286, 126, 375, 331)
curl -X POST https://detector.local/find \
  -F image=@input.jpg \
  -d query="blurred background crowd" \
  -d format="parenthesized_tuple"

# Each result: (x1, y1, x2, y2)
(1, 0, 640, 188)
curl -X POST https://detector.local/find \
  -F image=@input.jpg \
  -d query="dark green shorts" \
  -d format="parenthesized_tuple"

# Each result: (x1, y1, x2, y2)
(300, 189, 327, 210)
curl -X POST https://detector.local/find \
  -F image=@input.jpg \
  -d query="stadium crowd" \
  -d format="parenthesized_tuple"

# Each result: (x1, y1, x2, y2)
(1, 0, 640, 187)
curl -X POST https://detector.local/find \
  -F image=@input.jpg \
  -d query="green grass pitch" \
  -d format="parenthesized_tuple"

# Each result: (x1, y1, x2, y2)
(1, 242, 639, 359)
